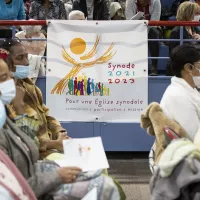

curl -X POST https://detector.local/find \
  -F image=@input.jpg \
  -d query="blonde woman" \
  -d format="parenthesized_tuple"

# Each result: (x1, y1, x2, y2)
(167, 1, 200, 76)
(169, 2, 200, 53)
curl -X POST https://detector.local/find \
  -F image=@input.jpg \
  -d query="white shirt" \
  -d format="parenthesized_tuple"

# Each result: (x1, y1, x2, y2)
(125, 0, 161, 20)
(160, 77, 200, 140)
(86, 0, 94, 20)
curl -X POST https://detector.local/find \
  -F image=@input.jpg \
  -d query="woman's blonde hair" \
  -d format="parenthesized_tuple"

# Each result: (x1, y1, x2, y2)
(176, 2, 199, 21)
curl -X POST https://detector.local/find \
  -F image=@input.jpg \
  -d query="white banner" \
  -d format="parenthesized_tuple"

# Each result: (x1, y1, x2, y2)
(46, 20, 148, 122)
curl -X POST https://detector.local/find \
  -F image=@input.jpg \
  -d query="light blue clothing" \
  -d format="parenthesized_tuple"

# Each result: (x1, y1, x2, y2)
(0, 186, 14, 200)
(0, 0, 26, 20)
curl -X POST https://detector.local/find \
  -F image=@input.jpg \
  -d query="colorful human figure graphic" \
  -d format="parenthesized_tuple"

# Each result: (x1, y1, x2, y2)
(100, 83, 104, 96)
(77, 81, 81, 96)
(91, 79, 95, 96)
(66, 76, 110, 96)
(67, 78, 73, 95)
(95, 83, 99, 95)
(87, 78, 92, 95)
(74, 77, 78, 95)
(84, 76, 87, 96)
(80, 79, 84, 95)
(103, 85, 107, 96)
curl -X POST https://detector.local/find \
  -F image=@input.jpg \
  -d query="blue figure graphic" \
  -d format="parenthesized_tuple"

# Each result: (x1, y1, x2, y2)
(91, 79, 95, 95)
(87, 78, 92, 95)
(77, 81, 81, 95)
(95, 83, 100, 95)
(70, 78, 74, 95)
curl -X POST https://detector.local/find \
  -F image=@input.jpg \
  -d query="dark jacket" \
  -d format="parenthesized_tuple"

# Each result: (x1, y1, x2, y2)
(167, 26, 200, 76)
(72, 0, 110, 20)
(169, 26, 200, 54)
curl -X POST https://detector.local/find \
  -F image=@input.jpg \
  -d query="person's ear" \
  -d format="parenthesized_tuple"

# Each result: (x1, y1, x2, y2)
(184, 63, 193, 73)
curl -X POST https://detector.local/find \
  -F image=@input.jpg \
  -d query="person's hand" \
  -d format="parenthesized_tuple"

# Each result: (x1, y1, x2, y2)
(12, 86, 26, 115)
(193, 33, 200, 40)
(56, 167, 82, 183)
(55, 132, 72, 152)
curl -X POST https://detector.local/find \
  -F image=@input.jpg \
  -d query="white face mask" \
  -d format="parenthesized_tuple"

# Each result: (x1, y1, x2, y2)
(0, 79, 16, 105)
(193, 76, 200, 88)
(193, 15, 200, 21)
(0, 100, 6, 128)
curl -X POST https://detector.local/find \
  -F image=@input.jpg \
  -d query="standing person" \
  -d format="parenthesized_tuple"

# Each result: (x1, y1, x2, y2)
(0, 0, 26, 20)
(29, 0, 67, 35)
(29, 0, 67, 20)
(126, 0, 161, 76)
(72, 0, 110, 20)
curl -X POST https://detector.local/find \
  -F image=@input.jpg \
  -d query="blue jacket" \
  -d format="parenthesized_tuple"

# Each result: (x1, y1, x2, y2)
(0, 0, 26, 20)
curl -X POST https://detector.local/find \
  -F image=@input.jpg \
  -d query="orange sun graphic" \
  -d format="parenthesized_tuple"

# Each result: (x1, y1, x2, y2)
(51, 36, 116, 94)
(70, 38, 86, 55)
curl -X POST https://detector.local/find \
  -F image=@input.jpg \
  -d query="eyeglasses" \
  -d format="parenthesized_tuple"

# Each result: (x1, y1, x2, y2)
(192, 63, 200, 73)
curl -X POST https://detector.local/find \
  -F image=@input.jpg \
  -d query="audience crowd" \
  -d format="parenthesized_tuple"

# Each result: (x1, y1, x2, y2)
(0, 0, 200, 199)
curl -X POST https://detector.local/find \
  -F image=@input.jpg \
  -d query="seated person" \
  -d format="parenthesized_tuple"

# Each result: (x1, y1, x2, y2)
(68, 10, 85, 20)
(16, 22, 47, 56)
(2, 39, 69, 159)
(0, 149, 37, 200)
(0, 58, 120, 200)
(110, 2, 125, 20)
(167, 1, 200, 76)
(126, 0, 161, 76)
(160, 44, 200, 141)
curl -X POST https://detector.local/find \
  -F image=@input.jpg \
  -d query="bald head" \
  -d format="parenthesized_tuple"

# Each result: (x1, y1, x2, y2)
(69, 10, 85, 20)
(0, 59, 11, 83)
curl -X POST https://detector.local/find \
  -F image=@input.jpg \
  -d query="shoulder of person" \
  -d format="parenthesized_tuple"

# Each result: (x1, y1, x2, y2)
(15, 31, 25, 38)
(162, 83, 191, 103)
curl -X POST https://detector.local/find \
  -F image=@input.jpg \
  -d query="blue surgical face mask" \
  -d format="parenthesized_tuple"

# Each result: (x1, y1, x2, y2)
(13, 65, 30, 79)
(0, 100, 6, 129)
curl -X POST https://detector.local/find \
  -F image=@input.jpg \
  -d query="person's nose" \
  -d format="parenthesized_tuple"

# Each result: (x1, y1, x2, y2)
(23, 57, 29, 66)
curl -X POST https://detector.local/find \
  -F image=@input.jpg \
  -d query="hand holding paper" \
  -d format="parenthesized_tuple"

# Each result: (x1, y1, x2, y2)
(55, 137, 109, 172)
(130, 12, 144, 20)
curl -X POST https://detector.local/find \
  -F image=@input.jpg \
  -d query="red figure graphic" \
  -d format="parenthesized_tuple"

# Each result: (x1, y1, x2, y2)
(80, 79, 84, 95)
(98, 82, 101, 91)
(74, 77, 78, 95)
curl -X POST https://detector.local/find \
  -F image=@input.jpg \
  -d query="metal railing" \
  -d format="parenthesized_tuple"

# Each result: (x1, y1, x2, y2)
(0, 20, 200, 61)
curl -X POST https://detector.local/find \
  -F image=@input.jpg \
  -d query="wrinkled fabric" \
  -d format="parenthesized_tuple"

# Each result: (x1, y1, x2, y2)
(7, 78, 65, 158)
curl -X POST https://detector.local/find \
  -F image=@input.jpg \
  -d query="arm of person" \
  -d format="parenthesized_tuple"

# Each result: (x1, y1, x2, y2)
(27, 165, 62, 198)
(103, 0, 110, 20)
(42, 104, 66, 140)
(17, 0, 26, 20)
(29, 2, 38, 20)
(34, 86, 66, 140)
(150, 0, 161, 21)
(125, 0, 136, 20)
(59, 1, 68, 19)
(167, 96, 200, 140)
(169, 28, 180, 54)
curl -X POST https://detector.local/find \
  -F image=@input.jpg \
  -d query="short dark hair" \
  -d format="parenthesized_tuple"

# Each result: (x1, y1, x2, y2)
(2, 38, 21, 54)
(169, 44, 200, 78)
